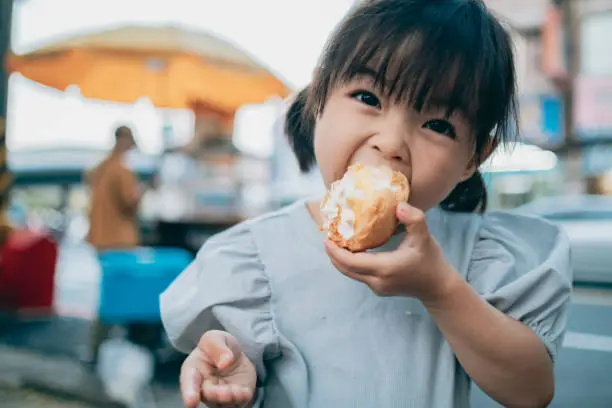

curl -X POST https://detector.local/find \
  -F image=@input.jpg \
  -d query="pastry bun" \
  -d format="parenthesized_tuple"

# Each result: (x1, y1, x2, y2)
(321, 163, 409, 252)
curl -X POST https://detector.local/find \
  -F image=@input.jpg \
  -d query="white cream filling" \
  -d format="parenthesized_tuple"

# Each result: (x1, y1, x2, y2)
(322, 166, 398, 239)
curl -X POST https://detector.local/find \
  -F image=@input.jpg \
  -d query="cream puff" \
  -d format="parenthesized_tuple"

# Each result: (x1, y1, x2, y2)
(320, 163, 410, 252)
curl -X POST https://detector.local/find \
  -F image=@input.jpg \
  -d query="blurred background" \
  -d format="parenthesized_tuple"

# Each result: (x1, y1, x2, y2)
(0, 0, 611, 407)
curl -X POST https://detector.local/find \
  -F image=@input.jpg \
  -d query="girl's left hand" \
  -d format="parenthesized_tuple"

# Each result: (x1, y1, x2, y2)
(325, 202, 457, 302)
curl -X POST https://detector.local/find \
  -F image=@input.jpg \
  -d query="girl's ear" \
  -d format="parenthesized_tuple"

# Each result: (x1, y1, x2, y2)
(480, 137, 496, 163)
(460, 137, 496, 182)
(460, 161, 478, 183)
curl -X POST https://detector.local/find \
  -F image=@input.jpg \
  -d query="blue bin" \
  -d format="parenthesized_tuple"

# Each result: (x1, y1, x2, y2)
(98, 247, 192, 324)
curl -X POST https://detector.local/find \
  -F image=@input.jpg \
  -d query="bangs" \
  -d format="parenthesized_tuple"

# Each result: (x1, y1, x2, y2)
(309, 0, 518, 154)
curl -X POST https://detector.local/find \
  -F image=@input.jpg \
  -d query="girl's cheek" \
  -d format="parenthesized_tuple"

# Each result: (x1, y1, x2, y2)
(313, 136, 334, 186)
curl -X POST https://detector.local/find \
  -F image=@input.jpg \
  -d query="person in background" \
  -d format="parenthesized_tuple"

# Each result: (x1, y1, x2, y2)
(82, 125, 150, 366)
(87, 125, 142, 250)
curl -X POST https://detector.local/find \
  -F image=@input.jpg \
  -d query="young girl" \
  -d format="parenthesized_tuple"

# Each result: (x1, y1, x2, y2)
(161, 1, 572, 407)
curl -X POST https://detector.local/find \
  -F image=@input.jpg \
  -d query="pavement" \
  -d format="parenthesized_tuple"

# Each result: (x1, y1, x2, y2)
(0, 336, 185, 408)
(0, 386, 101, 408)
(0, 343, 122, 408)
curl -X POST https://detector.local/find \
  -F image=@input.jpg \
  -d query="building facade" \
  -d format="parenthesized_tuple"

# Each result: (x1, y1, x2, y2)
(487, 0, 565, 148)
(481, 1, 568, 207)
(567, 0, 612, 193)
(487, 0, 612, 197)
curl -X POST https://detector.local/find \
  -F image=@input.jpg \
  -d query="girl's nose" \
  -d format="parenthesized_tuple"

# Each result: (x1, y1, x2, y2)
(368, 109, 411, 164)
(368, 126, 410, 163)
(370, 143, 406, 163)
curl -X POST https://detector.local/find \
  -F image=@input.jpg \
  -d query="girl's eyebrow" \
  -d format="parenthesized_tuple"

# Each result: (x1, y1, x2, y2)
(419, 97, 469, 120)
(354, 66, 378, 78)
(350, 66, 387, 88)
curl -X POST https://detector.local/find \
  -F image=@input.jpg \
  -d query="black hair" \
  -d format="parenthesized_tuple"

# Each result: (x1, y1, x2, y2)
(284, 0, 518, 213)
(285, 88, 315, 173)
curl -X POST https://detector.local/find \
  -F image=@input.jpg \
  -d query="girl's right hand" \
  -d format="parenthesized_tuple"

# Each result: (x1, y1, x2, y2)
(180, 330, 257, 408)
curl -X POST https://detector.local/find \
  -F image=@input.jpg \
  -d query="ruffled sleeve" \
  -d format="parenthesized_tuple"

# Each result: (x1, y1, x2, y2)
(160, 222, 281, 385)
(467, 212, 573, 362)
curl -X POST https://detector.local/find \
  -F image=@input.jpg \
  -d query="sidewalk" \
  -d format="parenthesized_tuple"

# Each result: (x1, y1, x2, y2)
(0, 317, 185, 408)
(0, 344, 122, 408)
(0, 386, 99, 408)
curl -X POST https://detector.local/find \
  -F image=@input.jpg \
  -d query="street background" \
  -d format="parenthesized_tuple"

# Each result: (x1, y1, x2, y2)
(2, 1, 612, 407)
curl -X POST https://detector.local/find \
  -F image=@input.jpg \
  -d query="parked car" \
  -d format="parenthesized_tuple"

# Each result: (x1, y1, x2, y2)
(516, 195, 612, 284)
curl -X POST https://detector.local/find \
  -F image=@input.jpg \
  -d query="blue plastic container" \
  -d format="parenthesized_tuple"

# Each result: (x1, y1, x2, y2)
(98, 247, 192, 324)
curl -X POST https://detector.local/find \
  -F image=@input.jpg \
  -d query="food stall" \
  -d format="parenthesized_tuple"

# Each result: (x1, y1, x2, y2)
(7, 25, 291, 255)
(149, 102, 276, 254)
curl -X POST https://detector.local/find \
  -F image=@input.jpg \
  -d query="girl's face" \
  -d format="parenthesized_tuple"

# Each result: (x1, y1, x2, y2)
(313, 72, 479, 212)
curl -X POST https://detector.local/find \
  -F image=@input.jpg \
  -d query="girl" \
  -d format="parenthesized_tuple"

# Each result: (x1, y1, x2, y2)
(161, 1, 572, 407)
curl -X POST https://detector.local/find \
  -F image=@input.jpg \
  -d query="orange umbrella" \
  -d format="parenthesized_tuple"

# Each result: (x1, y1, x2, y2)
(6, 25, 291, 111)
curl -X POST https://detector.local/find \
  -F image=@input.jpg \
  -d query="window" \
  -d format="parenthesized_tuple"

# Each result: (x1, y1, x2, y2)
(581, 12, 612, 75)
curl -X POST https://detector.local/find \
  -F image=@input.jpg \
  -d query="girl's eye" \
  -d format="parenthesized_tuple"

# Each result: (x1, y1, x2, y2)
(351, 91, 381, 109)
(423, 119, 456, 139)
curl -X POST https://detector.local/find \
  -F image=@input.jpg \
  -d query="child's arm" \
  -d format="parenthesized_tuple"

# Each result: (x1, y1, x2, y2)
(326, 205, 570, 408)
(160, 223, 280, 408)
(423, 268, 554, 408)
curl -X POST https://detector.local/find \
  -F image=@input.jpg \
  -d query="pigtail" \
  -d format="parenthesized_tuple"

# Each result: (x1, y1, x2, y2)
(440, 170, 488, 213)
(284, 87, 317, 173)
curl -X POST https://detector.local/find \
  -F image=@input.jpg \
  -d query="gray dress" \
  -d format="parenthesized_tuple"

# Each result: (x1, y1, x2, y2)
(160, 200, 572, 408)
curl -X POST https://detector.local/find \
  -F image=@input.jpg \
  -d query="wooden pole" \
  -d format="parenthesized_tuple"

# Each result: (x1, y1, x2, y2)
(0, 0, 14, 244)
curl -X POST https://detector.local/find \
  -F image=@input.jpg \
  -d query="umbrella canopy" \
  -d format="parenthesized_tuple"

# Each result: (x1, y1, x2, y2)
(7, 25, 291, 111)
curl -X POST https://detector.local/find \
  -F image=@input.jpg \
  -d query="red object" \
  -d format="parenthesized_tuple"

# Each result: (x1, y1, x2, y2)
(541, 4, 568, 83)
(0, 229, 58, 313)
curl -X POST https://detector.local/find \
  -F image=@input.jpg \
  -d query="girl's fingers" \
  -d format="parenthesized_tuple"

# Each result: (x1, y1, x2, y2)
(328, 252, 382, 291)
(233, 384, 255, 404)
(203, 381, 232, 404)
(226, 384, 254, 405)
(180, 365, 204, 408)
(202, 381, 253, 405)
(224, 334, 249, 371)
(182, 332, 254, 407)
(329, 255, 363, 282)
(201, 381, 218, 404)
(324, 240, 380, 275)
(396, 202, 429, 238)
(199, 330, 236, 370)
